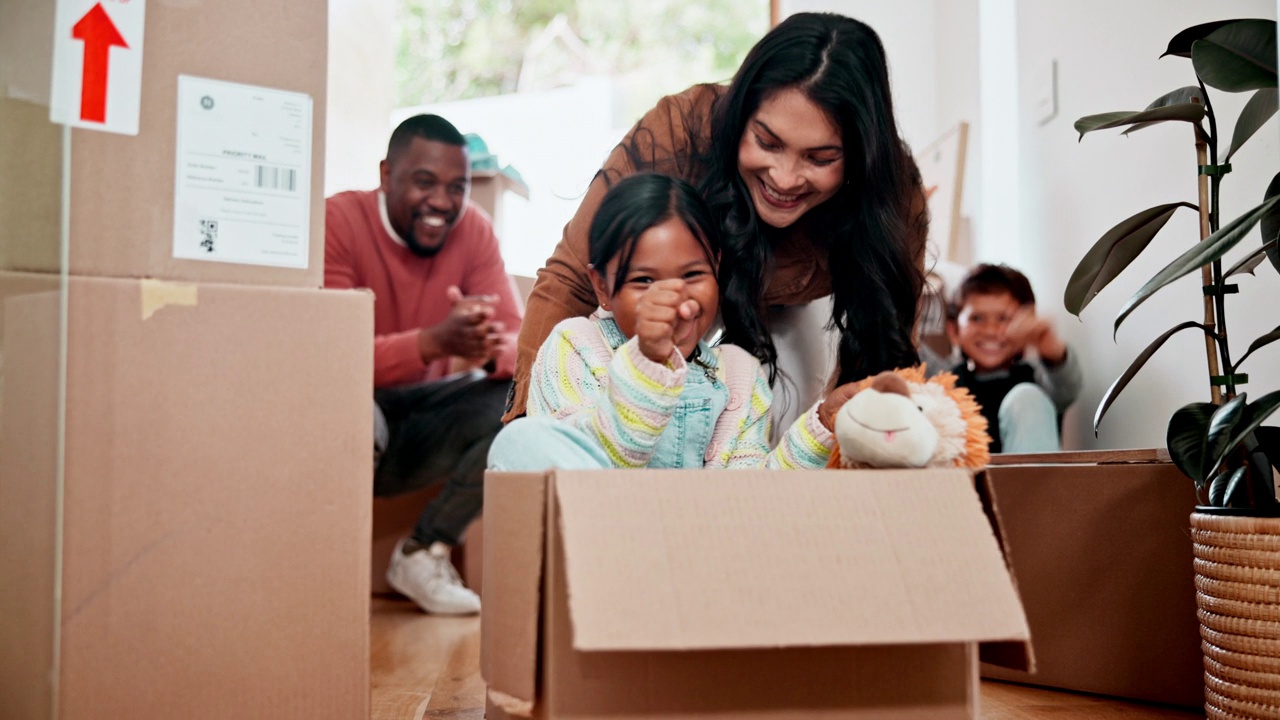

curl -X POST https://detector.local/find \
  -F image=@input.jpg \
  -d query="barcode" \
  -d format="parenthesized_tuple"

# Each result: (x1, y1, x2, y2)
(254, 165, 297, 192)
(199, 219, 218, 253)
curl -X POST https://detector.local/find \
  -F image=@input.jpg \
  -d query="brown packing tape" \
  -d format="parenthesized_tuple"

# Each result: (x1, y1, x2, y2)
(140, 279, 197, 320)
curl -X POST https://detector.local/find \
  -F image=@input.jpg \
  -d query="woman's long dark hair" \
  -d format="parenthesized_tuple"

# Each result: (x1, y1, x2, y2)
(701, 12, 926, 385)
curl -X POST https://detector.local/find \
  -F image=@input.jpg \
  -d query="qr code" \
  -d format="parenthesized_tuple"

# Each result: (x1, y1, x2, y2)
(199, 219, 218, 253)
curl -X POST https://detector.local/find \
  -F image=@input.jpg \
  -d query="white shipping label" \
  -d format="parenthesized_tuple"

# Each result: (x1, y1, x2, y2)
(49, 0, 147, 135)
(172, 75, 312, 269)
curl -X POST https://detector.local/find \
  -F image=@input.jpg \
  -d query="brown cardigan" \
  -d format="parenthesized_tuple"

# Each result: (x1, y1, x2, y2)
(505, 83, 924, 421)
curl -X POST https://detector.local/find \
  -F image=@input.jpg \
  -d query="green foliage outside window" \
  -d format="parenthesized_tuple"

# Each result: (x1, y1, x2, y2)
(395, 0, 767, 118)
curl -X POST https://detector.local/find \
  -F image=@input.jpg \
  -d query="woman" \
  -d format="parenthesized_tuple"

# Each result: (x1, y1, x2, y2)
(505, 11, 927, 423)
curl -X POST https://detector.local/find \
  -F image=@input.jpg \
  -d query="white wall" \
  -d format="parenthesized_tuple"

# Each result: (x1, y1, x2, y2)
(325, 0, 398, 195)
(934, 0, 981, 243)
(1015, 0, 1279, 450)
(779, 0, 940, 153)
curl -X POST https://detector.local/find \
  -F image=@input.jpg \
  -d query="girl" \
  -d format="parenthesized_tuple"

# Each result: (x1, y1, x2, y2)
(488, 173, 838, 472)
(505, 12, 927, 423)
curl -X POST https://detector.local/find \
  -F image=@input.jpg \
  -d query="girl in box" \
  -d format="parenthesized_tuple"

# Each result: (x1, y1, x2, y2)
(487, 173, 843, 471)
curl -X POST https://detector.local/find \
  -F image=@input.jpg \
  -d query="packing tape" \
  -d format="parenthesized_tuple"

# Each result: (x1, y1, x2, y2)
(140, 279, 198, 320)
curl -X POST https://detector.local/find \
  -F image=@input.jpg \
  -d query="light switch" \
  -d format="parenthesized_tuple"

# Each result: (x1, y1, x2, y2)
(1034, 59, 1058, 126)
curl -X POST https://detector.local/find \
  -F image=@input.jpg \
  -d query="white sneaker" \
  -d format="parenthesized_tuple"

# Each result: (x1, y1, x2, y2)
(386, 539, 481, 616)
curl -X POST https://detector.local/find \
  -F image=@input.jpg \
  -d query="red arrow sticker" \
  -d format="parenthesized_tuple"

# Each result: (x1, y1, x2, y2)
(72, 3, 129, 123)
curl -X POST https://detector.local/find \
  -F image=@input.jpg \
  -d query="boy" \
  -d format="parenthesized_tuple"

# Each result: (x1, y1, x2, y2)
(941, 264, 1082, 453)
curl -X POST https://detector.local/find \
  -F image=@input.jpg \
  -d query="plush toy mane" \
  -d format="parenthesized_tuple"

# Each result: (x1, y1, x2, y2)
(827, 365, 991, 469)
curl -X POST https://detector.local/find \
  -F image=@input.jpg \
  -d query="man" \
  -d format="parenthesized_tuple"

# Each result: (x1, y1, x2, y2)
(326, 114, 522, 614)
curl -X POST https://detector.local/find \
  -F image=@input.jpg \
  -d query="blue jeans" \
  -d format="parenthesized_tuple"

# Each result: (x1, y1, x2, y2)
(998, 383, 1060, 453)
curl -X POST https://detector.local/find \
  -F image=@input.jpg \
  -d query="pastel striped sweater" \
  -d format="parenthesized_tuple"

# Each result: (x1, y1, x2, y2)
(527, 316, 835, 469)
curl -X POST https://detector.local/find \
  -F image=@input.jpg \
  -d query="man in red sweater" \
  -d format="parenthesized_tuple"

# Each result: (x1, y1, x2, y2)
(326, 114, 523, 615)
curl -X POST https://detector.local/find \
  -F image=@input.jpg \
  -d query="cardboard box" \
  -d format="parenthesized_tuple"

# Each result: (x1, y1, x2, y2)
(482, 468, 1032, 719)
(978, 450, 1203, 708)
(0, 0, 327, 287)
(0, 276, 373, 719)
(0, 272, 59, 440)
(470, 169, 529, 242)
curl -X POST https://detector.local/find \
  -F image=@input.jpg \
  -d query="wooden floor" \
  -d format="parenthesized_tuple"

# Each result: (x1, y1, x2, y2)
(371, 596, 1205, 720)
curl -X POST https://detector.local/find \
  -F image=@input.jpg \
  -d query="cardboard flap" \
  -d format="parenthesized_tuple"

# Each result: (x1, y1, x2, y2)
(480, 472, 549, 712)
(975, 471, 1036, 673)
(553, 469, 1031, 652)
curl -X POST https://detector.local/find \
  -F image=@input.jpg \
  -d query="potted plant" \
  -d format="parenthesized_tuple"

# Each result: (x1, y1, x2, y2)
(1067, 18, 1279, 719)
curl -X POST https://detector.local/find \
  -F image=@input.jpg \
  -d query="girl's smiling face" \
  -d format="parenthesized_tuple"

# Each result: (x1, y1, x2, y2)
(592, 217, 720, 359)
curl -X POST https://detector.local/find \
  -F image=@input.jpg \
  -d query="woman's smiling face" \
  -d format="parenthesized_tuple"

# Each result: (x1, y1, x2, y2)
(737, 86, 846, 229)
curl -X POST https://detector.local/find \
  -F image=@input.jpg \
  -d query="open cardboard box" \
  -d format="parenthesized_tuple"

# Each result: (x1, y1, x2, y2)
(482, 468, 1033, 719)
(977, 449, 1202, 708)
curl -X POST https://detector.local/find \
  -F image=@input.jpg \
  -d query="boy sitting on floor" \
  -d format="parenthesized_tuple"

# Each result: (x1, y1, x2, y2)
(938, 264, 1082, 454)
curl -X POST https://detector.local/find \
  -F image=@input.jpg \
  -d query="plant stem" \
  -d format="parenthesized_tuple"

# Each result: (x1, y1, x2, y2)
(1200, 82, 1236, 398)
(1195, 135, 1224, 405)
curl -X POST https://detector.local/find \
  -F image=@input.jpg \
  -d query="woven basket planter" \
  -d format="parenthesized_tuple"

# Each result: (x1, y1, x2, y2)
(1191, 512, 1280, 719)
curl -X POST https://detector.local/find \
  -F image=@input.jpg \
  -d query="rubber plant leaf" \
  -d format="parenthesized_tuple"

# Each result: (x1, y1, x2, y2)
(1075, 104, 1206, 141)
(1225, 240, 1275, 277)
(1249, 425, 1280, 486)
(1252, 426, 1280, 505)
(1094, 321, 1216, 432)
(1162, 20, 1243, 58)
(1167, 401, 1217, 486)
(1064, 202, 1196, 316)
(1225, 88, 1279, 160)
(1263, 173, 1280, 274)
(1191, 20, 1279, 93)
(1208, 468, 1244, 506)
(1234, 324, 1280, 369)
(1217, 467, 1248, 507)
(1211, 389, 1280, 479)
(1255, 426, 1280, 466)
(1122, 87, 1205, 136)
(1114, 195, 1280, 335)
(1204, 393, 1249, 481)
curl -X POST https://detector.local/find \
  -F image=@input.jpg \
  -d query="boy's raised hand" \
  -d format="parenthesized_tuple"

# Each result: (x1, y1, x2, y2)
(1004, 305, 1067, 365)
(635, 278, 701, 363)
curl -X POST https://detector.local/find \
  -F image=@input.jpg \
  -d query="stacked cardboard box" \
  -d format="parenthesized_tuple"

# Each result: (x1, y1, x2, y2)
(483, 468, 1034, 719)
(0, 1, 374, 718)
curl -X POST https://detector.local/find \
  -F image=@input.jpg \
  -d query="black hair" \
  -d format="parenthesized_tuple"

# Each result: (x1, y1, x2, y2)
(386, 114, 466, 162)
(607, 13, 926, 386)
(588, 173, 720, 292)
(949, 264, 1036, 320)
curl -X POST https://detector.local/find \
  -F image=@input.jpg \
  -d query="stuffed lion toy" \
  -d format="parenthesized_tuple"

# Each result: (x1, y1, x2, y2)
(826, 366, 991, 470)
